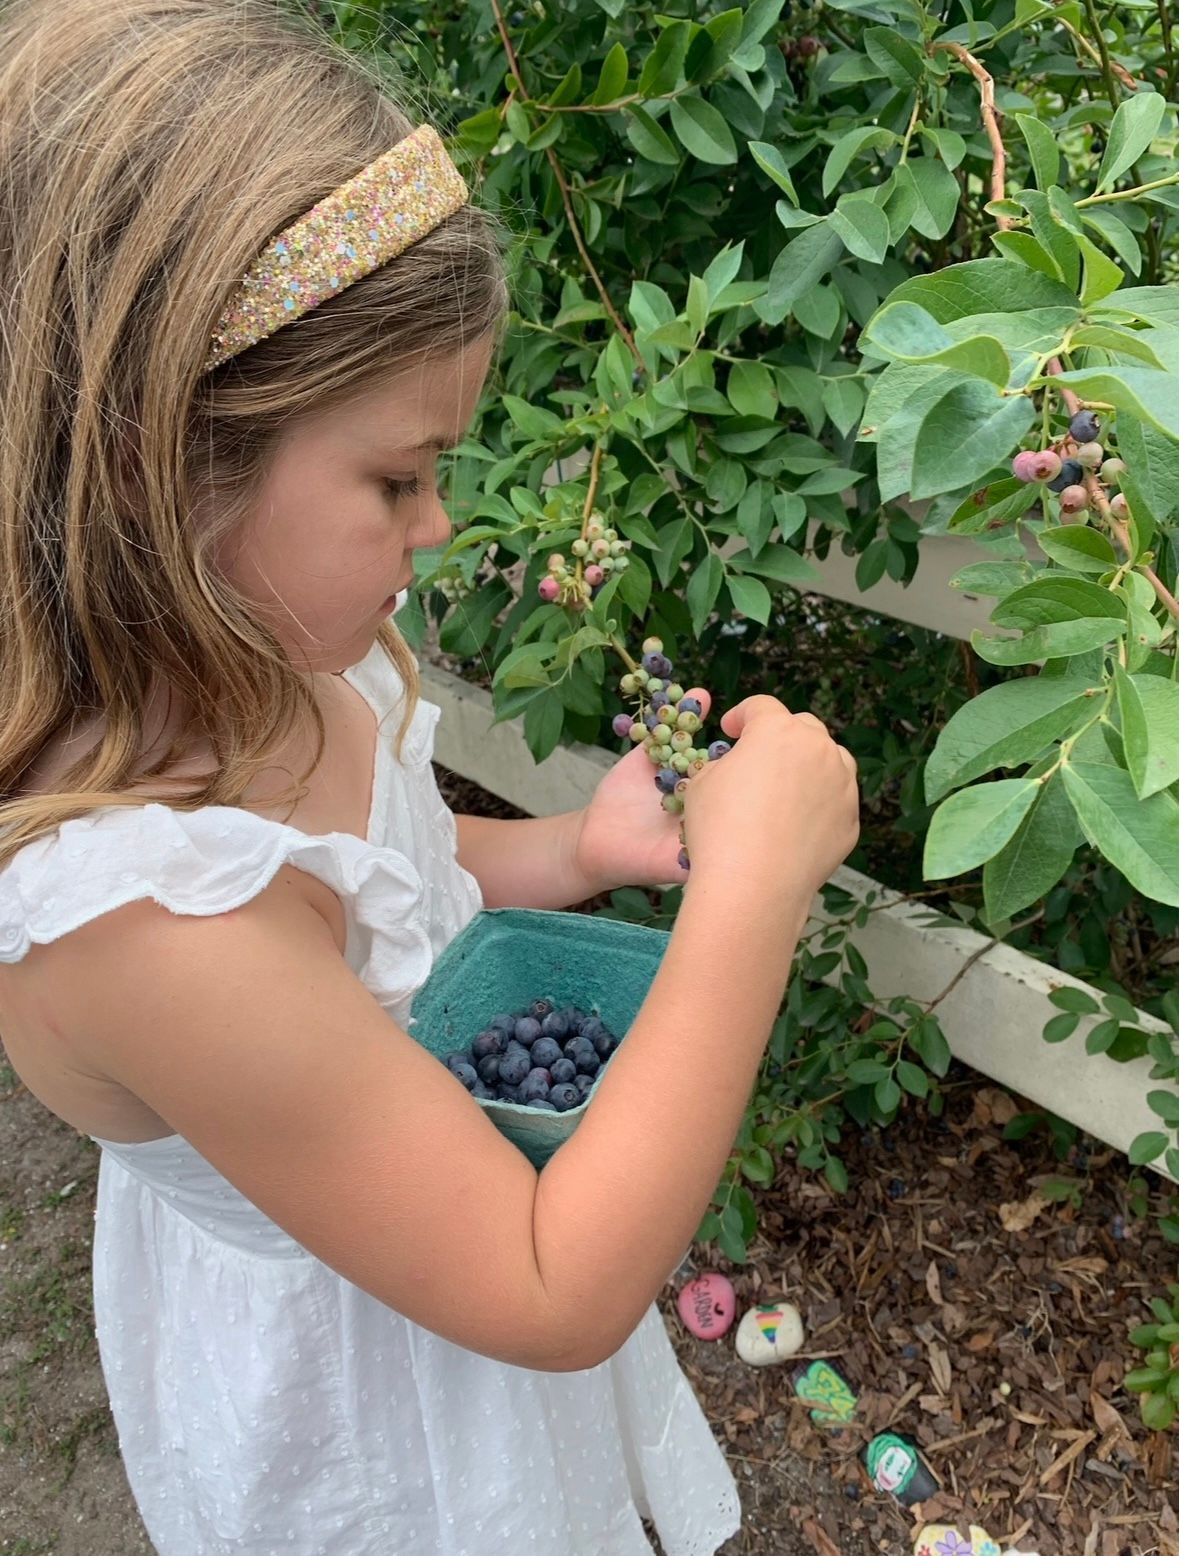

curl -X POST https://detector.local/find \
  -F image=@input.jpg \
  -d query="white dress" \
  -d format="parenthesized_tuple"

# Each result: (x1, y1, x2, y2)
(0, 637, 742, 1556)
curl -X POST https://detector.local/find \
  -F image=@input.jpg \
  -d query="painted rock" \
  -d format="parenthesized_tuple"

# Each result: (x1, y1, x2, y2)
(734, 1301, 804, 1366)
(676, 1272, 736, 1340)
(791, 1358, 859, 1426)
(862, 1431, 938, 1505)
(914, 1527, 1037, 1556)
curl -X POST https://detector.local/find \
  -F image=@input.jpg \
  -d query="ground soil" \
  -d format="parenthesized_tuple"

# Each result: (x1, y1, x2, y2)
(0, 767, 1176, 1556)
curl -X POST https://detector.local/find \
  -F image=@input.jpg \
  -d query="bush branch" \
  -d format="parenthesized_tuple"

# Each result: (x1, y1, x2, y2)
(931, 40, 1011, 228)
(489, 0, 643, 367)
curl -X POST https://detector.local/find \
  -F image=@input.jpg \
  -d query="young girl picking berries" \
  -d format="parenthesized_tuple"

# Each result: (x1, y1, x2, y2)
(0, 2, 859, 1552)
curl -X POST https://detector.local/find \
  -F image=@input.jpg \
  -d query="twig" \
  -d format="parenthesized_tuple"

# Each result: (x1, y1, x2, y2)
(1055, 10, 1138, 90)
(582, 441, 604, 522)
(489, 0, 643, 367)
(931, 40, 1011, 228)
(1076, 169, 1179, 207)
(1081, 0, 1122, 108)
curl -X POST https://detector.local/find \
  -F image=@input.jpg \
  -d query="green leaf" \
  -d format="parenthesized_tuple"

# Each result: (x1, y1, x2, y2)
(1115, 667, 1179, 800)
(1036, 525, 1118, 573)
(925, 676, 1096, 802)
(983, 772, 1080, 922)
(824, 1155, 849, 1194)
(1077, 232, 1124, 306)
(1114, 412, 1179, 523)
(760, 223, 844, 325)
(822, 377, 865, 436)
(886, 259, 1079, 322)
(972, 617, 1126, 666)
(625, 105, 679, 165)
(1043, 1011, 1080, 1043)
(1096, 92, 1167, 193)
(829, 197, 891, 265)
(726, 359, 777, 417)
(992, 576, 1127, 627)
(924, 779, 1042, 879)
(501, 394, 564, 442)
(686, 551, 725, 633)
(1128, 1130, 1169, 1166)
(727, 571, 772, 624)
(1015, 112, 1060, 191)
(864, 301, 1009, 387)
(1062, 761, 1179, 906)
(748, 140, 799, 202)
(592, 41, 629, 104)
(728, 544, 819, 588)
(875, 1075, 902, 1113)
(822, 126, 899, 199)
(910, 381, 1035, 499)
(1054, 366, 1179, 441)
(669, 94, 738, 164)
(523, 690, 564, 764)
(894, 158, 961, 241)
(1049, 986, 1100, 1014)
(863, 25, 925, 84)
(897, 1060, 930, 1098)
(637, 20, 690, 96)
(1142, 1393, 1177, 1432)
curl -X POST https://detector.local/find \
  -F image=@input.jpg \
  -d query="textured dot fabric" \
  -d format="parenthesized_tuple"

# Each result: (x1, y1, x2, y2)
(0, 637, 742, 1555)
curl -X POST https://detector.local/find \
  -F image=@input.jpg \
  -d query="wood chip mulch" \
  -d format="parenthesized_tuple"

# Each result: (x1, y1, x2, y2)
(436, 764, 1179, 1556)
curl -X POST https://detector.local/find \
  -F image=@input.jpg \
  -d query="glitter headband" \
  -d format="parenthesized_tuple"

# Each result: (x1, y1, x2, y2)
(204, 124, 469, 372)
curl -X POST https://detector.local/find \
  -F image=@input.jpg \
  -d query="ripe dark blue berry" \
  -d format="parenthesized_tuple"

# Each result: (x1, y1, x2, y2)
(1047, 457, 1083, 493)
(655, 768, 679, 795)
(707, 740, 731, 760)
(499, 1050, 531, 1087)
(530, 1099, 558, 1111)
(678, 697, 702, 716)
(444, 1051, 470, 1074)
(530, 1037, 563, 1070)
(472, 1081, 495, 1100)
(489, 1013, 516, 1036)
(529, 999, 554, 1020)
(641, 651, 673, 680)
(649, 691, 669, 710)
(498, 1084, 523, 1103)
(477, 1054, 501, 1085)
(453, 1063, 478, 1091)
(1069, 409, 1100, 443)
(520, 1071, 551, 1103)
(578, 1016, 607, 1047)
(472, 1029, 507, 1061)
(541, 1009, 570, 1040)
(573, 1047, 601, 1077)
(550, 1057, 577, 1084)
(678, 847, 691, 871)
(549, 1082, 581, 1111)
(574, 1073, 595, 1099)
(514, 1016, 542, 1047)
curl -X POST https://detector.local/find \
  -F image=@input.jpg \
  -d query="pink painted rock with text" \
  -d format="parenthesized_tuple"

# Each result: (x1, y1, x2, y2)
(676, 1272, 736, 1340)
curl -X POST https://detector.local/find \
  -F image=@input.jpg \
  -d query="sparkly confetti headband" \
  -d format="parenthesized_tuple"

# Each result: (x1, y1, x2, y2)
(204, 124, 469, 373)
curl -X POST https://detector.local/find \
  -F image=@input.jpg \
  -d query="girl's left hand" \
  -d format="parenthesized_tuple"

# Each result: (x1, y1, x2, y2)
(572, 687, 712, 893)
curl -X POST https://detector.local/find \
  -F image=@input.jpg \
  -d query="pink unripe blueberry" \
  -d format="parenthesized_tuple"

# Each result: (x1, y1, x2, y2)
(547, 553, 565, 572)
(584, 564, 605, 586)
(591, 538, 610, 559)
(612, 713, 634, 739)
(1012, 449, 1061, 483)
(1059, 484, 1089, 515)
(1110, 492, 1129, 519)
(538, 576, 560, 602)
(1074, 442, 1104, 470)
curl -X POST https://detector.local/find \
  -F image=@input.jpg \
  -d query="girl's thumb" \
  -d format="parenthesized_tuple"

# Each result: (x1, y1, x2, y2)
(718, 694, 784, 740)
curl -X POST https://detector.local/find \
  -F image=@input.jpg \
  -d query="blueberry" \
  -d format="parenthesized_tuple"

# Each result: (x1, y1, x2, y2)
(707, 740, 731, 760)
(574, 1073, 595, 1098)
(529, 998, 554, 1020)
(444, 1051, 472, 1074)
(654, 768, 679, 795)
(471, 1081, 495, 1100)
(549, 1082, 581, 1111)
(578, 1016, 607, 1047)
(1046, 457, 1083, 493)
(472, 1029, 507, 1061)
(550, 1058, 577, 1084)
(678, 697, 702, 716)
(649, 690, 669, 710)
(531, 1037, 563, 1069)
(488, 1014, 516, 1036)
(1069, 408, 1100, 443)
(643, 709, 659, 731)
(530, 1099, 558, 1111)
(557, 1006, 582, 1031)
(641, 651, 673, 680)
(573, 1047, 601, 1077)
(498, 1084, 523, 1103)
(541, 1010, 570, 1040)
(477, 1054, 502, 1085)
(520, 1071, 551, 1103)
(452, 1063, 478, 1091)
(514, 1017, 542, 1047)
(499, 1050, 531, 1087)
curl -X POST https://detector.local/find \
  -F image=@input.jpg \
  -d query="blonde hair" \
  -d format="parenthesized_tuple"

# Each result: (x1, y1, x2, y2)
(0, 0, 509, 870)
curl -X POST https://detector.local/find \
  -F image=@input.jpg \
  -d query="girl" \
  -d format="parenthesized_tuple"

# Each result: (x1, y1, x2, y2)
(0, 1, 859, 1552)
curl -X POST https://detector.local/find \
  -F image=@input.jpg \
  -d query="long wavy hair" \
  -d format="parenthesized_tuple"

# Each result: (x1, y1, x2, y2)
(0, 0, 509, 870)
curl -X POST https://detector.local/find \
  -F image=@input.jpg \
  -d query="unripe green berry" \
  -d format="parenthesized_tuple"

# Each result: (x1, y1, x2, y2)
(674, 779, 691, 796)
(604, 528, 617, 542)
(677, 711, 702, 734)
(670, 729, 692, 751)
(689, 757, 708, 776)
(547, 553, 565, 572)
(641, 636, 664, 655)
(653, 724, 673, 745)
(599, 556, 615, 573)
(1101, 458, 1126, 487)
(609, 539, 627, 557)
(671, 752, 691, 773)
(665, 684, 685, 704)
(572, 538, 590, 557)
(645, 744, 665, 764)
(1075, 442, 1104, 470)
(646, 678, 665, 694)
(1110, 492, 1129, 520)
(657, 705, 677, 725)
(614, 555, 630, 571)
(629, 722, 646, 743)
(620, 673, 638, 695)
(661, 792, 684, 815)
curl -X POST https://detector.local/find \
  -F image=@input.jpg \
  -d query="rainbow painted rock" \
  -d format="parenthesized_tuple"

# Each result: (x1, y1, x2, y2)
(676, 1273, 736, 1340)
(734, 1301, 804, 1366)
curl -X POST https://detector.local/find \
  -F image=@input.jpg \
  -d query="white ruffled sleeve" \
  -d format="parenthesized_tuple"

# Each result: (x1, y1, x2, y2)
(0, 804, 435, 1019)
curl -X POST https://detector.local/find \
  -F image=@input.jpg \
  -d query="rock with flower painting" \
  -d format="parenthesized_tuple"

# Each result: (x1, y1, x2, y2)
(915, 1526, 1040, 1556)
(734, 1301, 804, 1367)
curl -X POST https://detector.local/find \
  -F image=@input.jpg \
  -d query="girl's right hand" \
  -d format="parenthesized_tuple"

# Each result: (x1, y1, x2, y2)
(681, 695, 859, 908)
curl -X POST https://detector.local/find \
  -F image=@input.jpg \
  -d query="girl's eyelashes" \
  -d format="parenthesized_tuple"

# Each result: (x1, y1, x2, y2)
(384, 475, 422, 501)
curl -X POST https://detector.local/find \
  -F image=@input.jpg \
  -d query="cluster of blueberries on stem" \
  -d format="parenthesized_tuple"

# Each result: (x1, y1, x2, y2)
(610, 636, 730, 872)
(443, 1000, 620, 1111)
(1011, 408, 1128, 519)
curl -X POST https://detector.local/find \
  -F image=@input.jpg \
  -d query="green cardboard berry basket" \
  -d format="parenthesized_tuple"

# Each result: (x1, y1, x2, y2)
(407, 907, 670, 1169)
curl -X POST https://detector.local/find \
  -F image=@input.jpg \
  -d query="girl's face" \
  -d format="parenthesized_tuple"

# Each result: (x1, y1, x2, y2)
(216, 333, 494, 673)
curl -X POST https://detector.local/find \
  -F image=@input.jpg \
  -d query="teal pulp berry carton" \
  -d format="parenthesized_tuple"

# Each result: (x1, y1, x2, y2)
(407, 907, 671, 1169)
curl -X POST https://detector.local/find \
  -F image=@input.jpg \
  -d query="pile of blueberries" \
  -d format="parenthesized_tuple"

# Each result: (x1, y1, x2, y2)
(443, 999, 620, 1111)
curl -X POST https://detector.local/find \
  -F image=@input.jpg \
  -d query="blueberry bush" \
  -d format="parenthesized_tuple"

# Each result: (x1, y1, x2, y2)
(311, 0, 1179, 1417)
